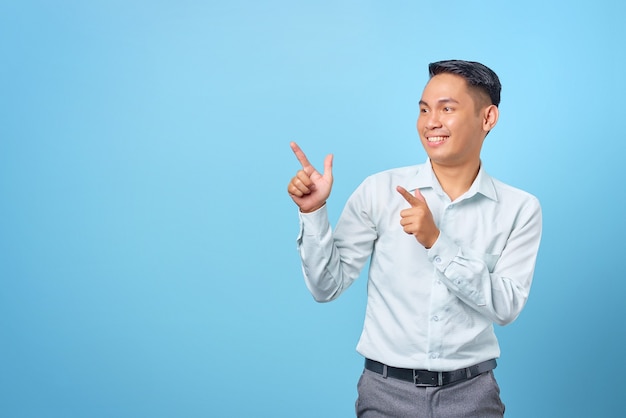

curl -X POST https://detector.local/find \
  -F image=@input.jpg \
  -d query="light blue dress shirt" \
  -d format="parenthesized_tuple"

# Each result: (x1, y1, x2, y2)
(296, 160, 542, 371)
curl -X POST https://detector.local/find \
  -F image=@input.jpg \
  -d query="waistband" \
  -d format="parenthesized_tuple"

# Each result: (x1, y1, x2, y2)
(364, 358, 497, 387)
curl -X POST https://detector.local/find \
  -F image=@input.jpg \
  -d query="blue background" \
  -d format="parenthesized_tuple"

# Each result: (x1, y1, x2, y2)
(1, 1, 624, 417)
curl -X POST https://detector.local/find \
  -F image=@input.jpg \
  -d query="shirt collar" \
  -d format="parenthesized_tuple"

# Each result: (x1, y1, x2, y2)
(405, 159, 437, 192)
(406, 159, 498, 202)
(468, 163, 498, 202)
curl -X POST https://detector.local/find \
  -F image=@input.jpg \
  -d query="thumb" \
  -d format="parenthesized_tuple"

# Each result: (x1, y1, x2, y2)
(413, 189, 426, 203)
(322, 154, 333, 179)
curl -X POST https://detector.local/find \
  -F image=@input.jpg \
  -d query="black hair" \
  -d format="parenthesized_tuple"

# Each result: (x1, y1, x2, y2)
(428, 60, 501, 107)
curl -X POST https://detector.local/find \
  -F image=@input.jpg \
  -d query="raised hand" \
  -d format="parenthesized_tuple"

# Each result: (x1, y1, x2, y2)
(396, 186, 440, 249)
(287, 142, 333, 213)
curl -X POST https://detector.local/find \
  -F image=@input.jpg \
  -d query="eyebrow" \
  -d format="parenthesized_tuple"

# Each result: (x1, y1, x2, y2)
(419, 98, 460, 107)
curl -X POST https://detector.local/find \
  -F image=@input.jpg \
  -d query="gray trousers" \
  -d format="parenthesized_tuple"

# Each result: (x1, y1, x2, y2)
(355, 368, 505, 417)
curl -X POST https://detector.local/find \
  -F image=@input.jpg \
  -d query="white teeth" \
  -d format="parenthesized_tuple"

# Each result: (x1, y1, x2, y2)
(427, 136, 447, 142)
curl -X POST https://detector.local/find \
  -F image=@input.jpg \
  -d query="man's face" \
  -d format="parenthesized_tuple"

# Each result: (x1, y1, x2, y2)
(417, 73, 491, 169)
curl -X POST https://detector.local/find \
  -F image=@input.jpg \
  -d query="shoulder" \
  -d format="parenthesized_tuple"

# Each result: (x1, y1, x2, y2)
(489, 176, 541, 212)
(345, 164, 425, 204)
(363, 164, 426, 185)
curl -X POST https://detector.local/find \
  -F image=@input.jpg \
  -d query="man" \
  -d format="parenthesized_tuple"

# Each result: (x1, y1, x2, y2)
(287, 60, 542, 417)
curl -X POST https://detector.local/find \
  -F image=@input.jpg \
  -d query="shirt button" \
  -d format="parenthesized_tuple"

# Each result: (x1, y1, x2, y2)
(432, 315, 439, 322)
(430, 352, 440, 359)
(434, 256, 442, 264)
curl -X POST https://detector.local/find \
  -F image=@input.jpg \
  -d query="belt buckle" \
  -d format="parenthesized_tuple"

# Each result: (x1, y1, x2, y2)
(413, 370, 443, 387)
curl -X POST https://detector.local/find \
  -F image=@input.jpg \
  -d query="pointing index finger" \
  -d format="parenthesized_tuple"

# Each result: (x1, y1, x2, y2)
(290, 141, 313, 170)
(396, 185, 420, 207)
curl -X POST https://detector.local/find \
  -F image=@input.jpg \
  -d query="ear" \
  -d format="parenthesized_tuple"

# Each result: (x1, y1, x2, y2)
(482, 105, 499, 133)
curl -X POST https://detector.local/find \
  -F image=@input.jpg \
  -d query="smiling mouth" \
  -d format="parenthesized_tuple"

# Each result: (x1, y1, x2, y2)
(427, 136, 448, 143)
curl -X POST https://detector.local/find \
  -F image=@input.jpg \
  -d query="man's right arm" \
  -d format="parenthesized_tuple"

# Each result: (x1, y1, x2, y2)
(288, 142, 370, 302)
(295, 178, 377, 302)
(295, 205, 343, 302)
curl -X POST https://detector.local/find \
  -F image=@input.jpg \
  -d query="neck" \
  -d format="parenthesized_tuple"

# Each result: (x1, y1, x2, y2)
(431, 160, 481, 201)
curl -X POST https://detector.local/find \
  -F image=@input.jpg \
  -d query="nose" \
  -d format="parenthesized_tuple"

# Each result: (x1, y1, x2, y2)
(423, 111, 442, 130)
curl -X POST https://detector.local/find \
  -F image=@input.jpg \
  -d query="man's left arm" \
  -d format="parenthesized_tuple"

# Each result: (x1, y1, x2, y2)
(428, 198, 542, 325)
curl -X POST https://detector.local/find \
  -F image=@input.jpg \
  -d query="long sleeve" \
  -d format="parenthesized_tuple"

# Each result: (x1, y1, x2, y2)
(428, 194, 542, 325)
(296, 202, 375, 302)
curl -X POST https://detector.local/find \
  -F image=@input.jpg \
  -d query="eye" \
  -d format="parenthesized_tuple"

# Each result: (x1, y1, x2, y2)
(443, 106, 453, 112)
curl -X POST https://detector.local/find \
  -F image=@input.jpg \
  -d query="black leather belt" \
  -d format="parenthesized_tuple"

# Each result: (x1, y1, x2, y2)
(364, 358, 497, 387)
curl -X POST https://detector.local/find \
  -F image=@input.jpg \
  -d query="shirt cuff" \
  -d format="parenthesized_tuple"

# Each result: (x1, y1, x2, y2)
(297, 204, 330, 243)
(427, 232, 459, 272)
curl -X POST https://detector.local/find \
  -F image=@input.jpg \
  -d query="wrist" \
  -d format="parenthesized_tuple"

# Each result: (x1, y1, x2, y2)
(424, 230, 440, 249)
(300, 202, 326, 214)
